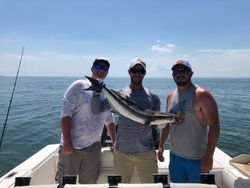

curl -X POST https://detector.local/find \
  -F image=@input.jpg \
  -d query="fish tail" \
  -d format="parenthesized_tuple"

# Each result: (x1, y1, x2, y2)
(84, 75, 104, 91)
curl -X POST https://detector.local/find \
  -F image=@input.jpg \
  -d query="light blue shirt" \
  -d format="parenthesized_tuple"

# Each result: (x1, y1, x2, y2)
(60, 79, 114, 149)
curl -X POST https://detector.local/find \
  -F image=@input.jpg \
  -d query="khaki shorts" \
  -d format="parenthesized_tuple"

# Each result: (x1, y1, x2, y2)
(56, 142, 102, 184)
(114, 150, 158, 183)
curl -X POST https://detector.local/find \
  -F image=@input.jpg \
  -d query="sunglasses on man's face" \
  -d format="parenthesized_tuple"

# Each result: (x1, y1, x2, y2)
(94, 64, 109, 71)
(130, 68, 146, 75)
(173, 68, 190, 76)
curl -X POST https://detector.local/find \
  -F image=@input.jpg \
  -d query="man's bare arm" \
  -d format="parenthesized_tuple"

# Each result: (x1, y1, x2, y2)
(61, 116, 73, 156)
(198, 88, 220, 172)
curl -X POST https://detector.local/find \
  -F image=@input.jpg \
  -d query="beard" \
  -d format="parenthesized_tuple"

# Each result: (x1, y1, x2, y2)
(176, 80, 189, 86)
(175, 76, 191, 86)
(131, 76, 143, 85)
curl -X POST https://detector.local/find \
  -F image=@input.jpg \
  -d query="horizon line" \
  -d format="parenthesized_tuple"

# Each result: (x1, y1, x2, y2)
(1, 75, 250, 79)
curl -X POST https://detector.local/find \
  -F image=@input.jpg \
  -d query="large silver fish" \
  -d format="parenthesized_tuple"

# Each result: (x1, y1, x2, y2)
(85, 76, 176, 127)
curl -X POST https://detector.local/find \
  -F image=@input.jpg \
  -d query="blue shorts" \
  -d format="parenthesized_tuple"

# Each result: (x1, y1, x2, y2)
(169, 152, 201, 183)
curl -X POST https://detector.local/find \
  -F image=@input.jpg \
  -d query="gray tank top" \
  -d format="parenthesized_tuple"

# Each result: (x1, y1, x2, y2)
(168, 84, 208, 159)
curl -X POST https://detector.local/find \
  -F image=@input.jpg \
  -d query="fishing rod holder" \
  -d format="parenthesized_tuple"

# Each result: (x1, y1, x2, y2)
(200, 173, 216, 184)
(108, 174, 122, 188)
(62, 175, 77, 185)
(153, 173, 169, 187)
(14, 177, 31, 186)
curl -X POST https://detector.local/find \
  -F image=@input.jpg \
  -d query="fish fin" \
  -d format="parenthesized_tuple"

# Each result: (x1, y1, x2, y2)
(123, 95, 145, 111)
(144, 120, 152, 127)
(125, 96, 140, 107)
(142, 121, 151, 132)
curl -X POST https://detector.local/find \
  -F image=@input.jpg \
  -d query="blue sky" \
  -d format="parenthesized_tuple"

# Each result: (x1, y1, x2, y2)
(0, 0, 250, 78)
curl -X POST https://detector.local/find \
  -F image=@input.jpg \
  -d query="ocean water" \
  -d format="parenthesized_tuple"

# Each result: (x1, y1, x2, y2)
(0, 77, 249, 176)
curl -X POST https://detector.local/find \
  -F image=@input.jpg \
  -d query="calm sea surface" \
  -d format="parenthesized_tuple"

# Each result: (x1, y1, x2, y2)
(0, 77, 250, 176)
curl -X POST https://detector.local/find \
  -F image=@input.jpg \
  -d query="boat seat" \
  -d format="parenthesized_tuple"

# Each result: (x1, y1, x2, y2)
(118, 183, 163, 188)
(170, 182, 217, 188)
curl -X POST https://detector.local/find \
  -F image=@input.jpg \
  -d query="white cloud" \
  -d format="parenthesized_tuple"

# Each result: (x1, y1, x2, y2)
(151, 42, 176, 54)
(0, 51, 100, 76)
(191, 48, 250, 77)
(194, 48, 250, 65)
(196, 49, 250, 53)
(0, 52, 94, 63)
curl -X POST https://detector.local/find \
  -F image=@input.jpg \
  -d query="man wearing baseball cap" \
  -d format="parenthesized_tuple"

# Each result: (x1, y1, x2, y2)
(158, 60, 220, 183)
(92, 57, 161, 183)
(56, 58, 116, 184)
(112, 58, 161, 183)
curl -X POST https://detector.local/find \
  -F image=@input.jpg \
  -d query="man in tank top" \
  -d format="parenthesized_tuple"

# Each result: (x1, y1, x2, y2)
(157, 60, 220, 183)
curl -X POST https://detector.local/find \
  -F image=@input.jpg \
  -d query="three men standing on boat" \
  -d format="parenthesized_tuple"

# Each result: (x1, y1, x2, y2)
(56, 58, 116, 184)
(157, 60, 220, 183)
(56, 58, 220, 184)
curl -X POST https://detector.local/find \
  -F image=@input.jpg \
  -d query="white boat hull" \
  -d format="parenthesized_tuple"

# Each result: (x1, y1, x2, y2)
(0, 144, 249, 188)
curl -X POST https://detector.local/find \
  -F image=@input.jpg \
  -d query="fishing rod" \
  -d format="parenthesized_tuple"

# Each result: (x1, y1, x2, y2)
(0, 47, 25, 148)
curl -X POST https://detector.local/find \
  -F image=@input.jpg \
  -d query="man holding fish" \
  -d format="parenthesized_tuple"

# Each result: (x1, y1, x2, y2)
(157, 60, 220, 183)
(56, 58, 116, 184)
(90, 58, 163, 183)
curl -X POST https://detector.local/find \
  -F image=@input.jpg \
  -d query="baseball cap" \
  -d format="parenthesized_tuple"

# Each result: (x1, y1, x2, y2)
(93, 58, 110, 67)
(130, 57, 146, 71)
(171, 60, 192, 70)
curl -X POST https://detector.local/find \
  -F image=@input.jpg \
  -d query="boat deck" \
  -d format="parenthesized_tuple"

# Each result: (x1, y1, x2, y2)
(0, 144, 249, 188)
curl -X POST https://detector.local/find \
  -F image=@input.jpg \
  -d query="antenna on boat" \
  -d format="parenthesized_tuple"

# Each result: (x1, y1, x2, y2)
(0, 47, 25, 148)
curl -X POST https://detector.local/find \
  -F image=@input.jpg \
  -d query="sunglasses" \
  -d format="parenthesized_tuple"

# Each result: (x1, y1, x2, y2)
(94, 64, 109, 71)
(173, 68, 190, 75)
(130, 68, 146, 75)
